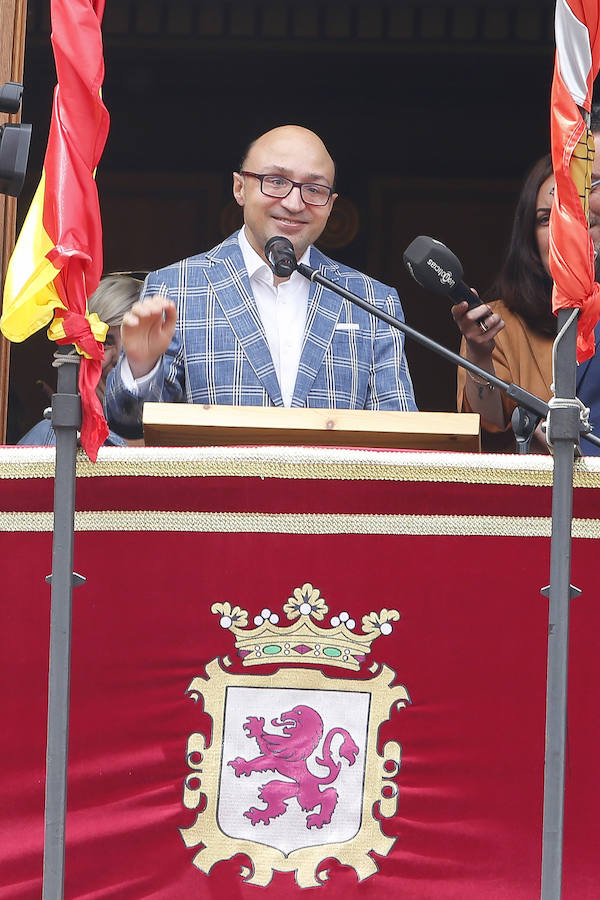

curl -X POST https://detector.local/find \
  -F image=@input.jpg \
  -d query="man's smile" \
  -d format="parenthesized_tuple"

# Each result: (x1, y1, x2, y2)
(272, 215, 309, 228)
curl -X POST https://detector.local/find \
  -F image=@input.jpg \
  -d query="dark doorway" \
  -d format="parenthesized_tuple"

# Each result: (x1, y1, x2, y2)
(8, 0, 556, 440)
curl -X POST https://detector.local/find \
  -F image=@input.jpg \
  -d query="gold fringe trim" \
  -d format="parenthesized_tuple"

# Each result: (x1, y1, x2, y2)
(2, 510, 600, 539)
(2, 446, 600, 488)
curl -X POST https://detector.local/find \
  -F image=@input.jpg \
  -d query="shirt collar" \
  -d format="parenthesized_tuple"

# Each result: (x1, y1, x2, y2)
(238, 226, 312, 284)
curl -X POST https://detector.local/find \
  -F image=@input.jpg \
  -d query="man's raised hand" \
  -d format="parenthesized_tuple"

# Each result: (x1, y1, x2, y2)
(121, 295, 177, 379)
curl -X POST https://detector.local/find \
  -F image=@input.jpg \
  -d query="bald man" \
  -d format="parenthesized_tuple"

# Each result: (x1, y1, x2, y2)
(105, 125, 416, 436)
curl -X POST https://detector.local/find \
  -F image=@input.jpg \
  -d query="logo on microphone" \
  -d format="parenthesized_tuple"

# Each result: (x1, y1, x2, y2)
(426, 257, 455, 287)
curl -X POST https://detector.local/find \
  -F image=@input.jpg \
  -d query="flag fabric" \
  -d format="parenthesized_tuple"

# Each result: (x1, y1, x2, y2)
(0, 0, 110, 459)
(550, 0, 600, 362)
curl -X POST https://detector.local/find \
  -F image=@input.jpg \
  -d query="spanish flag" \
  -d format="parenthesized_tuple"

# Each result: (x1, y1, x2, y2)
(1, 0, 110, 459)
(549, 0, 600, 361)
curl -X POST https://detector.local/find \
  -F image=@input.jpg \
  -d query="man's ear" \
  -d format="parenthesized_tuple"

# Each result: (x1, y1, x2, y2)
(232, 172, 245, 207)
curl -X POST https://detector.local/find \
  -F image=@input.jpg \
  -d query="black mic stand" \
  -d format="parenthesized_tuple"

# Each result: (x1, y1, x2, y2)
(511, 406, 544, 455)
(294, 259, 600, 453)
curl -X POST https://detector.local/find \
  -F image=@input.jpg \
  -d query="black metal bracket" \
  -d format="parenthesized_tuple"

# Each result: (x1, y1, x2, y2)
(45, 572, 87, 588)
(0, 81, 31, 197)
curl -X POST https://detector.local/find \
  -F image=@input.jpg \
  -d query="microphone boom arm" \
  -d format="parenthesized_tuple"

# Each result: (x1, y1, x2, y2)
(296, 261, 600, 450)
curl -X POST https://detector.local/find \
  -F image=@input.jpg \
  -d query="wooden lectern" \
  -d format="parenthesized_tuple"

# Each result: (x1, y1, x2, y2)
(142, 403, 480, 451)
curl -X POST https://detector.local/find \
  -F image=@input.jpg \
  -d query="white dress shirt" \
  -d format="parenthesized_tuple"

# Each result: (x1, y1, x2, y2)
(238, 227, 310, 406)
(122, 227, 311, 406)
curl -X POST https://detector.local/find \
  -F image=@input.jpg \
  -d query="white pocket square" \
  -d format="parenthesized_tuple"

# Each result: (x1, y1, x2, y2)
(335, 322, 359, 331)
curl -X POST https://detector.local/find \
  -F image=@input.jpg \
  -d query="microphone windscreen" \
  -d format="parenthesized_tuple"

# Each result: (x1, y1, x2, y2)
(403, 236, 464, 297)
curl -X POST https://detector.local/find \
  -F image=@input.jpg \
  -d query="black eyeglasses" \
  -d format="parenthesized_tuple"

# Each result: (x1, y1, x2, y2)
(240, 171, 334, 206)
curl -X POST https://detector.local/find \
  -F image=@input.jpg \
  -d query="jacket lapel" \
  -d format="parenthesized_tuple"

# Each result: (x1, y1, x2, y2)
(291, 248, 343, 406)
(203, 237, 283, 406)
(576, 321, 600, 393)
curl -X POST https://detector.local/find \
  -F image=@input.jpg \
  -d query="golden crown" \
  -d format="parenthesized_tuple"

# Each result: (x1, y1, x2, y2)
(211, 583, 399, 672)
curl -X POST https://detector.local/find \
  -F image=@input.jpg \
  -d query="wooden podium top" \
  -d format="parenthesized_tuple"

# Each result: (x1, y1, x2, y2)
(142, 404, 480, 452)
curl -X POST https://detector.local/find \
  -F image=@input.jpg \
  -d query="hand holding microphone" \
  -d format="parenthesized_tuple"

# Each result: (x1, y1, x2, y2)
(403, 235, 504, 352)
(449, 296, 504, 350)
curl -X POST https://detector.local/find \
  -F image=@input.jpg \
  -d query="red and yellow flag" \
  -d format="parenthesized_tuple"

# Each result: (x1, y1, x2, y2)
(549, 0, 600, 361)
(1, 0, 110, 459)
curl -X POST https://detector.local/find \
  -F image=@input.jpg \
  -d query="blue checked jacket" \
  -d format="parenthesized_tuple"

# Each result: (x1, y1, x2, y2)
(105, 232, 416, 435)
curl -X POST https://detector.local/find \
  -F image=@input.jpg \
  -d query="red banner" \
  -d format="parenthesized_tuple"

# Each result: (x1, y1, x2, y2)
(2, 446, 600, 898)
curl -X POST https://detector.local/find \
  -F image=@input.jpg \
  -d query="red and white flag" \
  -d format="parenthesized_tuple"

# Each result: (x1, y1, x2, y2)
(1, 0, 110, 459)
(550, 0, 600, 361)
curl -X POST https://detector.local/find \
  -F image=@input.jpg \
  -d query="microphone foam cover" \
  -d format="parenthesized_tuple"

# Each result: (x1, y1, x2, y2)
(403, 235, 464, 297)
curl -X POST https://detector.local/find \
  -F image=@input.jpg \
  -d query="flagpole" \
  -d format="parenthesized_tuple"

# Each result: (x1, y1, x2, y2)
(42, 345, 84, 900)
(540, 308, 581, 900)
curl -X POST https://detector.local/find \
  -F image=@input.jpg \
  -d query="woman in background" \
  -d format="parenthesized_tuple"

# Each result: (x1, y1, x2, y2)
(17, 273, 144, 447)
(453, 154, 567, 453)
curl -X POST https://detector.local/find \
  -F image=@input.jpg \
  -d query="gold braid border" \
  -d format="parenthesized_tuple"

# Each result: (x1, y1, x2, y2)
(3, 445, 600, 487)
(3, 510, 600, 539)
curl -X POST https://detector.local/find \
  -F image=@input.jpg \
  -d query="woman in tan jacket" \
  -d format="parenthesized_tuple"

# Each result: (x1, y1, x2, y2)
(454, 155, 556, 452)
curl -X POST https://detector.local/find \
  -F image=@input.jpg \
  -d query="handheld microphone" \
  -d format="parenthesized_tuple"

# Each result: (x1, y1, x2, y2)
(265, 236, 297, 278)
(403, 235, 484, 311)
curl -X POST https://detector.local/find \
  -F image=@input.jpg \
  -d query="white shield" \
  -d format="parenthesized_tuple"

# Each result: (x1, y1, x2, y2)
(217, 685, 370, 855)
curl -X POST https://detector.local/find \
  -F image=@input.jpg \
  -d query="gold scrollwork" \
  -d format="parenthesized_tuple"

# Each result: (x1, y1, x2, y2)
(182, 733, 207, 810)
(377, 740, 402, 819)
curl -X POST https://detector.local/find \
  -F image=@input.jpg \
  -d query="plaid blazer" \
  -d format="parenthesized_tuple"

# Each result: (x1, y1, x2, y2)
(105, 233, 416, 435)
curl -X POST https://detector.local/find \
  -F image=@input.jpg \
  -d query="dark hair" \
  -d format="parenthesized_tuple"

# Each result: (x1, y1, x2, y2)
(590, 101, 600, 134)
(486, 154, 556, 337)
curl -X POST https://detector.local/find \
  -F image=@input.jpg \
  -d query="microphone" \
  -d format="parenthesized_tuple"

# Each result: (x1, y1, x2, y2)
(403, 235, 484, 311)
(265, 236, 297, 278)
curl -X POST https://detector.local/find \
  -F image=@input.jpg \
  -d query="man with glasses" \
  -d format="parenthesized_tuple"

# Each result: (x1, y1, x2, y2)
(105, 125, 416, 437)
